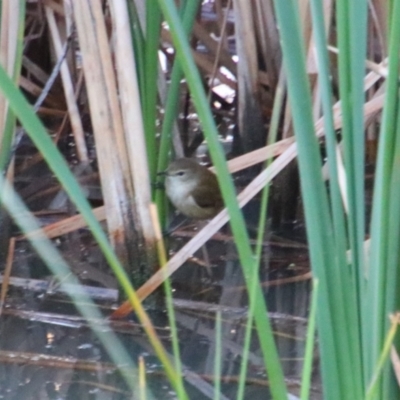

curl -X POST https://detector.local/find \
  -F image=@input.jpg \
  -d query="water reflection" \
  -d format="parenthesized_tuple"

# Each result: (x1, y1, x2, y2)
(0, 220, 321, 399)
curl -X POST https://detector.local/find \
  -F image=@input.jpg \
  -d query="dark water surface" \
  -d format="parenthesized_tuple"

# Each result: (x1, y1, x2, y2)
(0, 218, 321, 400)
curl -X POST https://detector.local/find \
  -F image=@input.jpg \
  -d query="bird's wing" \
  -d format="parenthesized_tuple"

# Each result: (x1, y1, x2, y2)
(191, 184, 223, 210)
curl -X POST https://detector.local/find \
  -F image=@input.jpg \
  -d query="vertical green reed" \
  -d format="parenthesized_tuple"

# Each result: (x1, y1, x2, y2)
(272, 0, 348, 398)
(300, 279, 319, 400)
(127, 1, 145, 101)
(310, 0, 364, 397)
(275, 0, 400, 398)
(157, 1, 288, 398)
(236, 70, 286, 400)
(213, 311, 222, 400)
(143, 1, 162, 180)
(155, 0, 200, 225)
(335, 1, 367, 386)
(368, 0, 400, 397)
(367, 316, 400, 399)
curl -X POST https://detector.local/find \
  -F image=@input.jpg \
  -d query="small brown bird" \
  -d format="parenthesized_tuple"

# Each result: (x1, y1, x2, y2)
(162, 158, 223, 219)
(110, 159, 222, 320)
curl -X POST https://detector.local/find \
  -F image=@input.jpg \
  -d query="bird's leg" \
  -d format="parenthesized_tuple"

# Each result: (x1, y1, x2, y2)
(200, 245, 213, 277)
(162, 214, 192, 236)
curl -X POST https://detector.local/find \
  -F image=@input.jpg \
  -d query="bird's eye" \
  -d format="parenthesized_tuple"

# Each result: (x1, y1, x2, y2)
(177, 171, 185, 176)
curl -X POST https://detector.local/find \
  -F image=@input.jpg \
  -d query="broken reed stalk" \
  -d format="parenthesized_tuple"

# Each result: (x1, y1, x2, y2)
(0, 238, 15, 316)
(0, 0, 21, 136)
(71, 0, 156, 272)
(0, 0, 25, 269)
(109, 0, 156, 249)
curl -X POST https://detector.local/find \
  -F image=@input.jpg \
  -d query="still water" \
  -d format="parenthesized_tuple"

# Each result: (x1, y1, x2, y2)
(0, 216, 320, 399)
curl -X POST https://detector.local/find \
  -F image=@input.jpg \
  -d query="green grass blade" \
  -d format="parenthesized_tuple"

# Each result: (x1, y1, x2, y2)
(13, 0, 26, 81)
(336, 0, 367, 301)
(382, 100, 400, 399)
(157, 1, 288, 398)
(139, 356, 148, 400)
(155, 0, 201, 225)
(336, 12, 368, 383)
(153, 207, 188, 399)
(0, 63, 183, 393)
(271, 1, 346, 398)
(236, 70, 285, 400)
(309, 0, 364, 397)
(127, 0, 146, 101)
(214, 310, 222, 400)
(348, 0, 368, 284)
(300, 279, 319, 400)
(368, 1, 400, 394)
(0, 176, 141, 394)
(144, 1, 162, 180)
(366, 315, 400, 399)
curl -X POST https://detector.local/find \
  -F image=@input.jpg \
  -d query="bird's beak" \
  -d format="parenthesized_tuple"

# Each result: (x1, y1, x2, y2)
(157, 170, 167, 176)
